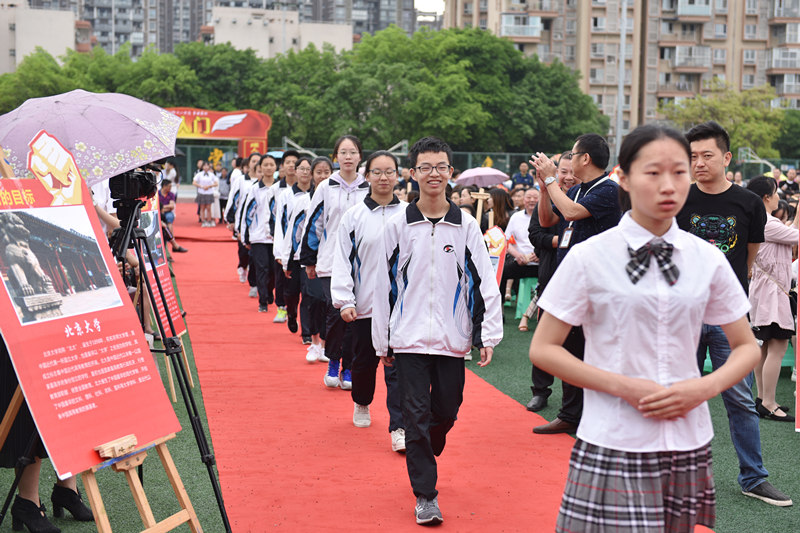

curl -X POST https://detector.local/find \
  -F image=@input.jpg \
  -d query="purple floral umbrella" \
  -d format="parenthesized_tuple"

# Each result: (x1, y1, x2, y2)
(455, 167, 509, 222)
(0, 89, 181, 187)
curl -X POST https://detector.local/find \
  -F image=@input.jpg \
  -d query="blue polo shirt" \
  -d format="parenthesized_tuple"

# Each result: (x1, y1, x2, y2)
(511, 171, 534, 188)
(554, 173, 622, 264)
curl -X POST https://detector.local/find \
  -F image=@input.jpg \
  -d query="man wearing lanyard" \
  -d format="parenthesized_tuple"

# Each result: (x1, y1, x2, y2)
(529, 134, 622, 434)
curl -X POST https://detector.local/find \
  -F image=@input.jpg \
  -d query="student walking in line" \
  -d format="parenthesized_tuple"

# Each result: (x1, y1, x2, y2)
(288, 157, 333, 361)
(531, 124, 760, 533)
(300, 135, 370, 390)
(677, 121, 792, 507)
(372, 137, 502, 526)
(226, 154, 259, 283)
(331, 150, 407, 453)
(246, 155, 278, 313)
(271, 150, 300, 324)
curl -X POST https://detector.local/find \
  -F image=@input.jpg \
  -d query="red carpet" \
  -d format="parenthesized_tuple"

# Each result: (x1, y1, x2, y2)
(169, 203, 714, 532)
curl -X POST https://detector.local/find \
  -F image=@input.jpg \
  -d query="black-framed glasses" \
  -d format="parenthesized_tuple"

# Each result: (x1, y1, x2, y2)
(567, 151, 587, 159)
(368, 169, 397, 178)
(414, 164, 452, 176)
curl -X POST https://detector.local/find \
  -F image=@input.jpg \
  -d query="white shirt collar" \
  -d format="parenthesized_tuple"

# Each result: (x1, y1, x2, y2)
(618, 211, 685, 251)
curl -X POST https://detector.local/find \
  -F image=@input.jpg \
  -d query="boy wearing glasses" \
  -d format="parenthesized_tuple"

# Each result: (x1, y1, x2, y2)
(372, 137, 503, 525)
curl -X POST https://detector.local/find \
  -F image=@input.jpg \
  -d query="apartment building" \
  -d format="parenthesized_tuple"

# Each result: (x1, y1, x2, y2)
(442, 0, 800, 144)
(1, 2, 77, 74)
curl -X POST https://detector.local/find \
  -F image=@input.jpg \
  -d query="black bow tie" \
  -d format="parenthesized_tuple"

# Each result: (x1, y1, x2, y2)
(626, 241, 679, 286)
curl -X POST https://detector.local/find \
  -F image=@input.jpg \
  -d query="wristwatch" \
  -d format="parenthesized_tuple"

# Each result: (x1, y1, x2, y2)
(544, 176, 557, 187)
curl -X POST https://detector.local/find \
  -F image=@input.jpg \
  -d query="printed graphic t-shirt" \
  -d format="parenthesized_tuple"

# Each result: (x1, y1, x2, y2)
(677, 183, 766, 293)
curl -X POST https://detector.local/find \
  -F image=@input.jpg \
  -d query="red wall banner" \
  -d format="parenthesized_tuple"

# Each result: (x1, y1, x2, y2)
(0, 131, 180, 478)
(166, 107, 272, 158)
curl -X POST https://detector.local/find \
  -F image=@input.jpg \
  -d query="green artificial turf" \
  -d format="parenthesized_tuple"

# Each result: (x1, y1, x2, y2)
(467, 305, 800, 533)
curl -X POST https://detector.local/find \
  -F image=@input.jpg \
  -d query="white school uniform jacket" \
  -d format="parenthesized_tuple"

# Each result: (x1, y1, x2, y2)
(372, 200, 503, 358)
(275, 183, 310, 265)
(225, 172, 251, 224)
(235, 179, 259, 244)
(288, 192, 313, 266)
(331, 195, 407, 319)
(245, 180, 275, 245)
(299, 171, 369, 277)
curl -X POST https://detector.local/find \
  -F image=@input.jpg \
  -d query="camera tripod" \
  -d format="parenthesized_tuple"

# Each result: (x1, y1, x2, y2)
(110, 198, 232, 533)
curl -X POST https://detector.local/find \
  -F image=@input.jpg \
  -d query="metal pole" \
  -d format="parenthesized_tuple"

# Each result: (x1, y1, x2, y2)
(614, 0, 627, 160)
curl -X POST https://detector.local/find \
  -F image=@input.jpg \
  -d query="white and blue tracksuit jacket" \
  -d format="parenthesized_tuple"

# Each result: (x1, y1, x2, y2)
(372, 200, 503, 358)
(299, 171, 369, 277)
(331, 195, 407, 319)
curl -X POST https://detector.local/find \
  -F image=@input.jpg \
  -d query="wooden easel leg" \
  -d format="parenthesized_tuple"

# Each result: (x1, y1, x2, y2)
(164, 354, 177, 402)
(123, 468, 157, 528)
(155, 443, 202, 533)
(82, 471, 112, 533)
(0, 386, 23, 450)
(179, 337, 195, 388)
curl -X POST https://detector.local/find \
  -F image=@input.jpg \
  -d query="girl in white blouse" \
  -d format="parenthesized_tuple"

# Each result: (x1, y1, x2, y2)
(530, 124, 760, 533)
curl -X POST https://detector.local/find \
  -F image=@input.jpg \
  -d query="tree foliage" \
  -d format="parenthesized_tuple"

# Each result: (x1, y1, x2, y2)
(0, 28, 609, 154)
(659, 79, 785, 159)
(775, 109, 800, 160)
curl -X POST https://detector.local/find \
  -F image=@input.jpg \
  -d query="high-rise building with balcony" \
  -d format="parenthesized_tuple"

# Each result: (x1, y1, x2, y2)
(442, 0, 800, 150)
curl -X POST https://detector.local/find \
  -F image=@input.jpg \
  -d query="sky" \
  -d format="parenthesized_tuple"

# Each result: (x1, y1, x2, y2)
(416, 0, 444, 14)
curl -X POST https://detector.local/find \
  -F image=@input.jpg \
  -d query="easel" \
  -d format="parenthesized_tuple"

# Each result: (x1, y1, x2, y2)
(472, 189, 493, 227)
(83, 434, 202, 533)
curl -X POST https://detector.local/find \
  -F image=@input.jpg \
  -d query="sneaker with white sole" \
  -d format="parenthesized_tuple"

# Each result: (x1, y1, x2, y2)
(353, 403, 371, 427)
(324, 360, 340, 388)
(306, 344, 319, 363)
(237, 267, 246, 283)
(414, 496, 443, 525)
(316, 347, 329, 363)
(391, 428, 406, 452)
(248, 287, 258, 298)
(273, 307, 288, 323)
(742, 481, 793, 507)
(340, 368, 352, 390)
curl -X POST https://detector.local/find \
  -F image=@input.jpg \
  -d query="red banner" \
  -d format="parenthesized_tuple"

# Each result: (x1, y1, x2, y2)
(140, 196, 186, 337)
(0, 131, 179, 478)
(167, 107, 271, 158)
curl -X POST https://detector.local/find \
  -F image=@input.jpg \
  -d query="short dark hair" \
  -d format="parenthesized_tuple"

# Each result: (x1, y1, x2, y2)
(281, 150, 300, 163)
(333, 135, 363, 161)
(294, 155, 312, 169)
(557, 151, 572, 168)
(618, 124, 690, 175)
(408, 136, 453, 168)
(574, 133, 610, 170)
(234, 157, 244, 168)
(746, 175, 777, 199)
(364, 150, 399, 173)
(685, 120, 730, 154)
(259, 154, 278, 166)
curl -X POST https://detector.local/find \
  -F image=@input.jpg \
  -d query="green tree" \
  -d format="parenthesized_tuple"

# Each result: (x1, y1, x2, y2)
(659, 80, 785, 158)
(0, 48, 77, 114)
(775, 109, 800, 160)
(116, 48, 201, 107)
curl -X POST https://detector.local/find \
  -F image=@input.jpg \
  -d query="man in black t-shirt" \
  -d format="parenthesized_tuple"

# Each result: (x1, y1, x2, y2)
(677, 121, 791, 508)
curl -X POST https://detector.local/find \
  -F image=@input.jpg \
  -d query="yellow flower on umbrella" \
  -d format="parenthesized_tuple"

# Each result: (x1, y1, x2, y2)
(144, 140, 154, 149)
(75, 142, 87, 152)
(93, 166, 103, 176)
(115, 153, 124, 162)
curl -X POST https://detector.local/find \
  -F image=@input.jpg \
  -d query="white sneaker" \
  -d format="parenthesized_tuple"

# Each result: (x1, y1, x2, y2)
(248, 287, 258, 297)
(391, 428, 406, 452)
(306, 344, 319, 363)
(793, 367, 797, 382)
(316, 346, 329, 363)
(353, 403, 371, 428)
(237, 267, 247, 283)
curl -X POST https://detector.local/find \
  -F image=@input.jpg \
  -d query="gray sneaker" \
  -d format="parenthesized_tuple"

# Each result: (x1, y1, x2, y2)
(742, 481, 793, 507)
(414, 496, 443, 525)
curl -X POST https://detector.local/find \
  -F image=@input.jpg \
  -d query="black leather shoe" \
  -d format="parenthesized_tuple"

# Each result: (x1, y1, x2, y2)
(11, 496, 60, 533)
(526, 396, 548, 412)
(533, 417, 577, 435)
(51, 484, 94, 521)
(287, 316, 298, 333)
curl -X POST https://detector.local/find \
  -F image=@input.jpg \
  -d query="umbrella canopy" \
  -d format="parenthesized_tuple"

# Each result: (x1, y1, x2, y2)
(0, 89, 180, 187)
(455, 167, 509, 188)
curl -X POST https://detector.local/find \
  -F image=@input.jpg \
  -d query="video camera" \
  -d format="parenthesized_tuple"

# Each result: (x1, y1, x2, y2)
(109, 167, 159, 201)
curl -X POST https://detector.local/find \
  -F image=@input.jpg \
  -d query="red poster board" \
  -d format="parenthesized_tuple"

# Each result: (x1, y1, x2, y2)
(140, 196, 186, 336)
(0, 131, 180, 478)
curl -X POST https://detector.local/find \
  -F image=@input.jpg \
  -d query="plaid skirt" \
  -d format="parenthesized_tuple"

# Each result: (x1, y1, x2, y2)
(556, 439, 715, 533)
